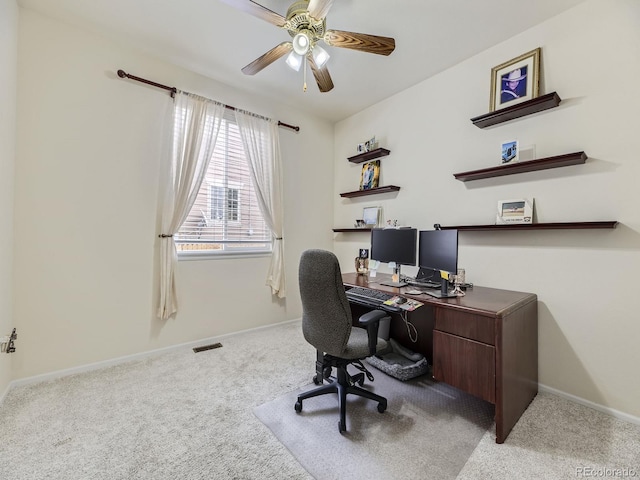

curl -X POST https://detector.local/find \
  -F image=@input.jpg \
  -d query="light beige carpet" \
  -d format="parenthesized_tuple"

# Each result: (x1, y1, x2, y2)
(254, 366, 494, 480)
(3, 320, 638, 480)
(457, 391, 640, 480)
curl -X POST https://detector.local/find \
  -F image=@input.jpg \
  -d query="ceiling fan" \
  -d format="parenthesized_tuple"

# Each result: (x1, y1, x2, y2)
(220, 0, 396, 92)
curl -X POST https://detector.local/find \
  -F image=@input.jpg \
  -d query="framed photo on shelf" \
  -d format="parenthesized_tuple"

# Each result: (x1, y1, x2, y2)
(362, 206, 381, 227)
(501, 140, 519, 164)
(365, 136, 378, 152)
(359, 160, 380, 190)
(496, 198, 534, 224)
(490, 48, 541, 112)
(357, 136, 378, 154)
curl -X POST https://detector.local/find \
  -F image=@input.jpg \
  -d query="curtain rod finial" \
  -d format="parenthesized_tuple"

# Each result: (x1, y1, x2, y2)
(277, 121, 300, 132)
(117, 69, 127, 78)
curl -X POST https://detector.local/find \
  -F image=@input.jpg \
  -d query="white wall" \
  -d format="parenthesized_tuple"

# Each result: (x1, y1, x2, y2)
(0, 0, 18, 399)
(334, 0, 640, 419)
(13, 9, 334, 379)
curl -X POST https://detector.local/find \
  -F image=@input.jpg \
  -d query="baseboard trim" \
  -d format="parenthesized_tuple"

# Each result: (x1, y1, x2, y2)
(6, 318, 302, 392)
(539, 383, 640, 426)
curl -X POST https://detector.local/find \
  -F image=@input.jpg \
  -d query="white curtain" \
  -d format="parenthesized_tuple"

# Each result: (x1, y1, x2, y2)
(234, 110, 286, 298)
(158, 91, 225, 319)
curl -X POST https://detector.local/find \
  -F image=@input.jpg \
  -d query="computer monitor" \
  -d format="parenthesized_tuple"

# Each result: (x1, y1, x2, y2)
(418, 229, 459, 298)
(370, 228, 417, 287)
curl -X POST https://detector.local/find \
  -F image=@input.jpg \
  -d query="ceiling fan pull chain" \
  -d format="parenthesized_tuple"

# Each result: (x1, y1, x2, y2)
(303, 56, 307, 92)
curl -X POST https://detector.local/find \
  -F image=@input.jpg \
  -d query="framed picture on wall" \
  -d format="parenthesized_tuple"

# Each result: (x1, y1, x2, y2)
(359, 160, 380, 190)
(490, 48, 541, 112)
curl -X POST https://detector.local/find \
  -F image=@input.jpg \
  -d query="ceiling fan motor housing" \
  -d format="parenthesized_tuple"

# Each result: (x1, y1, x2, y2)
(286, 0, 326, 45)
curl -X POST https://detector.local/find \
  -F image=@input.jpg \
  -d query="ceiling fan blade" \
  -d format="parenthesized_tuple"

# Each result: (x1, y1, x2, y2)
(241, 42, 293, 75)
(219, 0, 286, 27)
(308, 55, 334, 92)
(307, 0, 334, 20)
(324, 30, 396, 56)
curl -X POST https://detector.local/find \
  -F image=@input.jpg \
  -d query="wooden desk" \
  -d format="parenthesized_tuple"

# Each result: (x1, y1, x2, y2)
(343, 272, 538, 444)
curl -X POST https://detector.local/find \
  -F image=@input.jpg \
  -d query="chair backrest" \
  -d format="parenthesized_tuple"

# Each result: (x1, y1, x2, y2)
(298, 249, 353, 357)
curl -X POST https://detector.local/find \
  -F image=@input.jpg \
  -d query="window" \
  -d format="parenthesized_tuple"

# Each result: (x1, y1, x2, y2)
(209, 185, 239, 222)
(175, 109, 272, 255)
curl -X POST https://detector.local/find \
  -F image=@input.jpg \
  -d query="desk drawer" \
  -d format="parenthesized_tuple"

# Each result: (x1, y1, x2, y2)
(435, 309, 495, 345)
(433, 330, 496, 403)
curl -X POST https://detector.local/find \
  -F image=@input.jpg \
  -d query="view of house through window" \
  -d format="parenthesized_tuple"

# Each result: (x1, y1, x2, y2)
(175, 110, 272, 255)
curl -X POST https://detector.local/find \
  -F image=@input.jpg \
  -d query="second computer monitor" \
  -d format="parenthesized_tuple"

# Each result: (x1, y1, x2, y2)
(418, 229, 458, 277)
(370, 228, 417, 266)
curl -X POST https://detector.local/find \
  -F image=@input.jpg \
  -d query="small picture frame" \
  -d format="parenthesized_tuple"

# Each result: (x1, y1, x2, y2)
(496, 198, 534, 225)
(357, 143, 368, 153)
(490, 48, 541, 112)
(362, 206, 381, 227)
(501, 140, 519, 164)
(364, 136, 378, 152)
(359, 160, 380, 191)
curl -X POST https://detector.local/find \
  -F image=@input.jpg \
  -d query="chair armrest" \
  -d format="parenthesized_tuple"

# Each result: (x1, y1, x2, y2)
(357, 310, 390, 356)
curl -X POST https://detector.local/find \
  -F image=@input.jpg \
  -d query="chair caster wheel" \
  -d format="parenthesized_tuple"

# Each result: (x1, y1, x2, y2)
(323, 367, 332, 379)
(377, 402, 387, 413)
(312, 374, 322, 385)
(338, 420, 346, 433)
(294, 401, 302, 413)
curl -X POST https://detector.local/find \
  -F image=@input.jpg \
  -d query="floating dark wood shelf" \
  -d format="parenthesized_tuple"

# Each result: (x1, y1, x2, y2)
(332, 228, 373, 233)
(339, 185, 401, 198)
(347, 147, 391, 163)
(454, 152, 587, 182)
(471, 92, 561, 128)
(439, 221, 618, 231)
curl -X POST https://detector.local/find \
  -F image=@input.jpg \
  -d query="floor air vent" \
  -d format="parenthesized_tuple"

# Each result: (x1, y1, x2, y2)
(193, 343, 223, 353)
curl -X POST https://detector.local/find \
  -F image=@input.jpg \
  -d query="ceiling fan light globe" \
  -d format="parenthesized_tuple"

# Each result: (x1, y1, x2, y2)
(312, 45, 330, 68)
(292, 32, 310, 55)
(285, 51, 303, 71)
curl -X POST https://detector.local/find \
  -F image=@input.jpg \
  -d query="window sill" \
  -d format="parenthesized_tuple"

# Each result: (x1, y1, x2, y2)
(178, 250, 272, 261)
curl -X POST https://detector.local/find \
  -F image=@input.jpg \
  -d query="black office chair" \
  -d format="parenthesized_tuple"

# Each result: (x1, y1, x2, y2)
(295, 249, 390, 433)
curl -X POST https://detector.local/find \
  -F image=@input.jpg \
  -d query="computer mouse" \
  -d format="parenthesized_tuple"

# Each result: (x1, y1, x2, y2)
(397, 297, 408, 304)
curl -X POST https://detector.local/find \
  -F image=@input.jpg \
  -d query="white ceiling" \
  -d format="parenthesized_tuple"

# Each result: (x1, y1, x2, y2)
(18, 0, 586, 122)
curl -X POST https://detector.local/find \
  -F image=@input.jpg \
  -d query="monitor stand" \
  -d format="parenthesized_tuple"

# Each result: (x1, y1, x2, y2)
(380, 265, 408, 288)
(423, 276, 458, 298)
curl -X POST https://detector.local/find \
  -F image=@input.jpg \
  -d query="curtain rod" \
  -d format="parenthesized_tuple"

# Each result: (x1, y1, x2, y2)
(116, 69, 300, 132)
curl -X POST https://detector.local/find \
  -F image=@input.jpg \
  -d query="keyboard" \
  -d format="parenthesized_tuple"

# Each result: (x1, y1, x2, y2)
(345, 287, 401, 312)
(407, 279, 441, 289)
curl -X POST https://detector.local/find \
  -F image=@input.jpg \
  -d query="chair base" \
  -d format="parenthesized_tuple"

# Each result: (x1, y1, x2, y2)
(295, 362, 387, 433)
